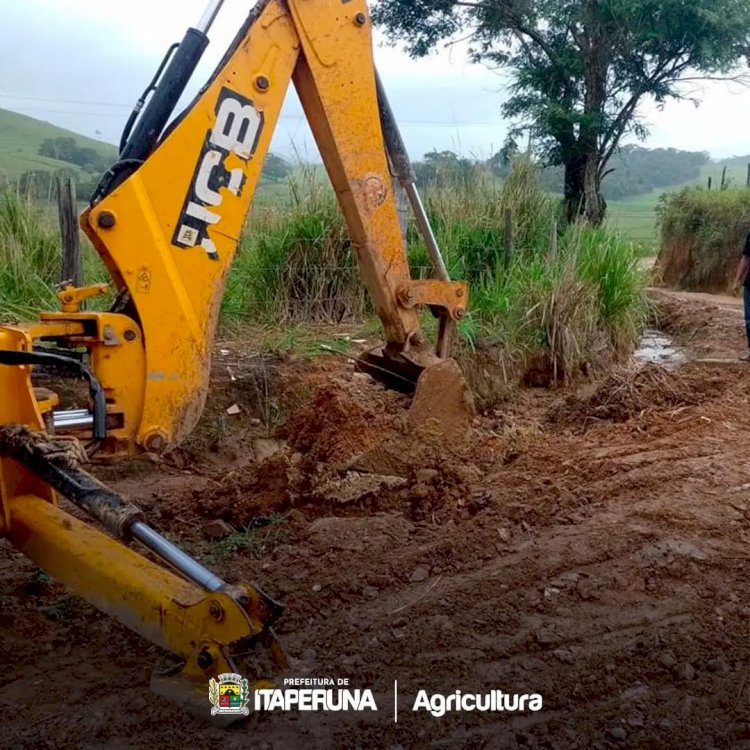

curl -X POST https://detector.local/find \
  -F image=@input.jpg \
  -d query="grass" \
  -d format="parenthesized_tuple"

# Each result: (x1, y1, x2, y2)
(461, 225, 649, 381)
(0, 190, 62, 318)
(0, 108, 116, 184)
(1, 159, 650, 385)
(656, 185, 750, 291)
(209, 516, 288, 564)
(223, 168, 366, 326)
(229, 159, 649, 383)
(0, 190, 107, 320)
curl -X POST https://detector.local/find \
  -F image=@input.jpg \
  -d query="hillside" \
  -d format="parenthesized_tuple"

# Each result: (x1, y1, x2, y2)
(0, 108, 117, 181)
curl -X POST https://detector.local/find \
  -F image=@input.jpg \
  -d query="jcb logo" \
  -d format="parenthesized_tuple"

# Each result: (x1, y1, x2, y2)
(173, 87, 264, 260)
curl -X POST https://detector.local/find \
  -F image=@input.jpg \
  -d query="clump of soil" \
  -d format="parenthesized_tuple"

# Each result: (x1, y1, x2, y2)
(281, 384, 399, 469)
(159, 452, 294, 526)
(458, 347, 518, 411)
(548, 364, 705, 428)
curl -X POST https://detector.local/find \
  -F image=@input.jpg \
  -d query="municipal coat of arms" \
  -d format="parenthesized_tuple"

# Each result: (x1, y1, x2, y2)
(209, 672, 250, 716)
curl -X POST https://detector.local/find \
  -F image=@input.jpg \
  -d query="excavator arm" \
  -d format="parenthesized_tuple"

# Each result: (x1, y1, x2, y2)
(0, 0, 472, 714)
(79, 0, 470, 453)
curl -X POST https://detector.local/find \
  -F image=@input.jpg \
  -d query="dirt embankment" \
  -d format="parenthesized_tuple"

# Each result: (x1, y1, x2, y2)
(656, 187, 750, 293)
(1, 295, 749, 749)
(657, 236, 739, 293)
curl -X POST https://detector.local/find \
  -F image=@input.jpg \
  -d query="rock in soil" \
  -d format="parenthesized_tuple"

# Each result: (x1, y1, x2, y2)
(676, 663, 696, 681)
(253, 438, 284, 462)
(607, 727, 628, 742)
(202, 519, 235, 539)
(409, 566, 430, 583)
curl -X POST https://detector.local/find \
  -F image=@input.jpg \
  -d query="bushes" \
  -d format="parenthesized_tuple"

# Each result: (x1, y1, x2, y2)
(657, 186, 750, 291)
(0, 191, 61, 319)
(1, 160, 649, 386)
(462, 225, 648, 382)
(224, 169, 365, 325)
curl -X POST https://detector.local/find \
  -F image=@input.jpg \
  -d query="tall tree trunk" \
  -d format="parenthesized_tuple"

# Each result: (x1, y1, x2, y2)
(563, 152, 606, 225)
(578, 0, 608, 226)
(563, 156, 586, 223)
(583, 155, 606, 225)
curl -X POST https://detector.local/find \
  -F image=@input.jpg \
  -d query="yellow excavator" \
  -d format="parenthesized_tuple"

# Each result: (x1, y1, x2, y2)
(0, 0, 471, 711)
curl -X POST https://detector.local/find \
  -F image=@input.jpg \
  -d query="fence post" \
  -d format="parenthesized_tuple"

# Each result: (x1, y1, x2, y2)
(548, 218, 558, 261)
(721, 166, 728, 191)
(56, 174, 82, 287)
(503, 208, 513, 270)
(707, 176, 712, 191)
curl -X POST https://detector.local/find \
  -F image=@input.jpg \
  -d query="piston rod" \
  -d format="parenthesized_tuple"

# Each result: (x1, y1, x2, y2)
(0, 425, 226, 593)
(196, 0, 226, 34)
(131, 521, 224, 592)
(53, 410, 94, 430)
(375, 70, 450, 282)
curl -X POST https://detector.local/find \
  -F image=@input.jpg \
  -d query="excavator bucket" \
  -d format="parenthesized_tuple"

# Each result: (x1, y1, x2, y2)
(357, 348, 474, 436)
(352, 347, 475, 476)
(407, 358, 475, 439)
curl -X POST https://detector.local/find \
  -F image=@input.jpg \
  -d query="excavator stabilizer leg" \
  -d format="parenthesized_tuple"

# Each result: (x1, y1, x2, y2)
(0, 425, 287, 717)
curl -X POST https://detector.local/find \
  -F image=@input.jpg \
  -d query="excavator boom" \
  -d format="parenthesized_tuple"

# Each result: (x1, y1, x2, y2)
(0, 0, 473, 714)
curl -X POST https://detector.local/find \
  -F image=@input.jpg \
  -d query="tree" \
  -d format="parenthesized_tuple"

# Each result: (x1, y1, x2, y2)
(373, 0, 750, 224)
(517, 145, 711, 199)
(261, 153, 291, 182)
(39, 137, 77, 163)
(414, 150, 474, 186)
(38, 137, 111, 173)
(487, 136, 520, 179)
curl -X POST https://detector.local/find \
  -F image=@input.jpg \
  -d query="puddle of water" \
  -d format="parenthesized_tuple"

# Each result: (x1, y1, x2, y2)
(633, 329, 686, 368)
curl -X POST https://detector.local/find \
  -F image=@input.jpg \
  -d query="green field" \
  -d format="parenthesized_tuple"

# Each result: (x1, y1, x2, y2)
(607, 159, 750, 248)
(0, 108, 117, 182)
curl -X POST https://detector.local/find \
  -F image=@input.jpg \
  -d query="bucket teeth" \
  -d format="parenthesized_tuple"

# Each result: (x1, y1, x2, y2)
(355, 347, 424, 393)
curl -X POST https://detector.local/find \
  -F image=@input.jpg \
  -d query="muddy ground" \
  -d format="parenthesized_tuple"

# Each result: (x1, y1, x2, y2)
(1, 290, 749, 749)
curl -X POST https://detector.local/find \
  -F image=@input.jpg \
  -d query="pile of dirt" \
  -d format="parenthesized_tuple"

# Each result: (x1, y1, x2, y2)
(548, 364, 705, 429)
(650, 288, 747, 359)
(651, 291, 719, 342)
(282, 384, 399, 469)
(156, 370, 512, 528)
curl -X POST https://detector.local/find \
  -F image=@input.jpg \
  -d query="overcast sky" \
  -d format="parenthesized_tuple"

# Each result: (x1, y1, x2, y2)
(1, 0, 749, 162)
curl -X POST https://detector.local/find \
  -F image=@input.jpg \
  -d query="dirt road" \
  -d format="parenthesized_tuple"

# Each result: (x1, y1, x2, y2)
(0, 291, 748, 749)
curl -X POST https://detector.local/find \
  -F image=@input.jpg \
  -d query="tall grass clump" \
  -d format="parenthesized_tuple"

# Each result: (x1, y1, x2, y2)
(409, 158, 560, 283)
(0, 190, 61, 319)
(224, 167, 365, 325)
(657, 186, 750, 291)
(463, 225, 648, 385)
(573, 226, 650, 351)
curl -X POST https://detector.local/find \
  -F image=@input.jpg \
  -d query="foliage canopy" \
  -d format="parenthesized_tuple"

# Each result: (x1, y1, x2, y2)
(373, 0, 750, 223)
